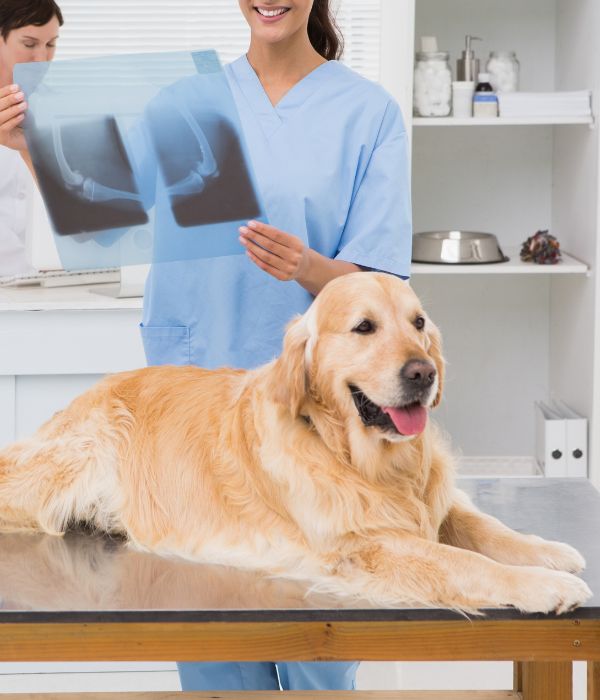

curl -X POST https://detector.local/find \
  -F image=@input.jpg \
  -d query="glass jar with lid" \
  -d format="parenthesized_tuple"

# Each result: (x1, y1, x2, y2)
(486, 51, 520, 92)
(413, 51, 452, 117)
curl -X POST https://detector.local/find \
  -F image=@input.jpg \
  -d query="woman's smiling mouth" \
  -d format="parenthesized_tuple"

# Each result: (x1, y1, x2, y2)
(254, 6, 291, 21)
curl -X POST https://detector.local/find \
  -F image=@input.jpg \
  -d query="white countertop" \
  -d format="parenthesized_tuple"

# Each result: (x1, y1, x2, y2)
(0, 283, 143, 312)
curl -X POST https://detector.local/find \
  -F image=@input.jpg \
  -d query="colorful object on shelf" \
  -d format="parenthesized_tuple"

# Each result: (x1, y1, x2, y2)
(520, 230, 562, 264)
(473, 73, 498, 118)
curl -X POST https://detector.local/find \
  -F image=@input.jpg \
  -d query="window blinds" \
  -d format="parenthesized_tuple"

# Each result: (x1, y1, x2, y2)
(54, 0, 381, 82)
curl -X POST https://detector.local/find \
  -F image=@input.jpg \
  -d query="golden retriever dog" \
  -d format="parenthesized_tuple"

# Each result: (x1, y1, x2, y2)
(0, 272, 591, 613)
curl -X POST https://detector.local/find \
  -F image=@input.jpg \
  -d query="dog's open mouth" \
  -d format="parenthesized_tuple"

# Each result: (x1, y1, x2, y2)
(349, 385, 428, 436)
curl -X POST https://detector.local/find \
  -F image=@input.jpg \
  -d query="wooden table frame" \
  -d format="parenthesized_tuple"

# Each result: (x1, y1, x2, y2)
(2, 617, 600, 700)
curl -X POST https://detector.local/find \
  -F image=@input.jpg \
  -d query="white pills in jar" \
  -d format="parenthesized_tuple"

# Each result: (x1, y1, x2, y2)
(486, 51, 520, 92)
(413, 51, 452, 117)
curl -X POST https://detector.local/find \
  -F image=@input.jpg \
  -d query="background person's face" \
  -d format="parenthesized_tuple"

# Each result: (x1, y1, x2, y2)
(0, 16, 61, 77)
(238, 0, 314, 47)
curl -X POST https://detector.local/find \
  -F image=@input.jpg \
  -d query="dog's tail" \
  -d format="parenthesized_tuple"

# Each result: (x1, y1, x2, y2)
(0, 397, 128, 536)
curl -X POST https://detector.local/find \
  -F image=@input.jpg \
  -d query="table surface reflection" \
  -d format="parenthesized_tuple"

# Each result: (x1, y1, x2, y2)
(1, 478, 599, 622)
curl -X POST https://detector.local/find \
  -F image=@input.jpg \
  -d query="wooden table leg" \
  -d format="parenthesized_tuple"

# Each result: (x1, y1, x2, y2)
(513, 661, 522, 693)
(588, 662, 600, 700)
(514, 661, 572, 700)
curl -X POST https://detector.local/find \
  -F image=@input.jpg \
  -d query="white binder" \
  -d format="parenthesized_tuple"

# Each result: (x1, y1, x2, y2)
(550, 399, 588, 477)
(535, 401, 567, 477)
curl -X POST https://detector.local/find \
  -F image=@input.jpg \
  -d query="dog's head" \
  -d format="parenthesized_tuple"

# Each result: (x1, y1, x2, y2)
(272, 272, 444, 445)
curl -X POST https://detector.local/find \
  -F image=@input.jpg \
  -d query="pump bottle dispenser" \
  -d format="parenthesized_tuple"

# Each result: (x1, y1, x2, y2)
(457, 35, 482, 82)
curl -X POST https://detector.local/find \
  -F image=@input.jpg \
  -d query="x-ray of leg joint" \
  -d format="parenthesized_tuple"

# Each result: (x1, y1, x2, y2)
(14, 50, 266, 269)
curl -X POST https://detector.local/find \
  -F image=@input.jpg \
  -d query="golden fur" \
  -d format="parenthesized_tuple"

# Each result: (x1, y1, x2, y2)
(0, 272, 591, 613)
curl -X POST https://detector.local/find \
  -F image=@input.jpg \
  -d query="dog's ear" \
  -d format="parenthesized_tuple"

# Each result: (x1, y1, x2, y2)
(428, 321, 445, 408)
(271, 314, 311, 418)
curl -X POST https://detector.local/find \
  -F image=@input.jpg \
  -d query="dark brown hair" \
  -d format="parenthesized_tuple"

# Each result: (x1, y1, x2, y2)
(0, 0, 63, 41)
(308, 0, 344, 61)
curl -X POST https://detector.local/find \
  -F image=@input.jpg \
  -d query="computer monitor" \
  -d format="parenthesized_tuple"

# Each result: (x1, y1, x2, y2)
(27, 184, 62, 272)
(27, 180, 148, 296)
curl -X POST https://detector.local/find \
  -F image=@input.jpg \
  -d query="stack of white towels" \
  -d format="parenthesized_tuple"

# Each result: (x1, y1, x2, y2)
(497, 90, 592, 118)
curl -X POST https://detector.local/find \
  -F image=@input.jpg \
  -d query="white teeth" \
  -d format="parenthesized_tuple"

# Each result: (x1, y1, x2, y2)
(256, 7, 289, 17)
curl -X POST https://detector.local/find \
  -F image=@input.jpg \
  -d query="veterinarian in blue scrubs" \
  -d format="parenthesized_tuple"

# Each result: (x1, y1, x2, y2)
(141, 0, 412, 691)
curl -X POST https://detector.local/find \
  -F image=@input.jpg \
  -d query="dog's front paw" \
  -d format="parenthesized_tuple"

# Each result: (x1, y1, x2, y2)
(511, 567, 591, 614)
(534, 539, 586, 574)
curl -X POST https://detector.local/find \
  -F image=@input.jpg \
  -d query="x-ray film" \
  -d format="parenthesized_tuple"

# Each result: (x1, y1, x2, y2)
(15, 51, 266, 269)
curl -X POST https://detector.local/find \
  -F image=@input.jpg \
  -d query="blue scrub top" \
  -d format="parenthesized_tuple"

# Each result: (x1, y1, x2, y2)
(141, 55, 412, 370)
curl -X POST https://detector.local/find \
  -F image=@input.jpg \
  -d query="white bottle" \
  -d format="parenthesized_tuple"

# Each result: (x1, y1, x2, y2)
(452, 81, 475, 118)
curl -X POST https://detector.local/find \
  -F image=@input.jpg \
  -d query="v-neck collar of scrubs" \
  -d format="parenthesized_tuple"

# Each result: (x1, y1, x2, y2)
(229, 54, 336, 137)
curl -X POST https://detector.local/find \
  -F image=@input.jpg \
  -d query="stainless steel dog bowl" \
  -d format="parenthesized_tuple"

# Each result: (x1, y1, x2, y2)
(412, 231, 508, 264)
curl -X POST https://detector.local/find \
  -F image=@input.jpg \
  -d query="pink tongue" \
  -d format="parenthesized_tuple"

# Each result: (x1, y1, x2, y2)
(382, 404, 428, 435)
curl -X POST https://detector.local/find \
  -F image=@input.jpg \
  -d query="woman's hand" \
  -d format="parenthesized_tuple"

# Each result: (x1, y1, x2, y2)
(239, 220, 361, 296)
(0, 84, 28, 152)
(239, 220, 310, 283)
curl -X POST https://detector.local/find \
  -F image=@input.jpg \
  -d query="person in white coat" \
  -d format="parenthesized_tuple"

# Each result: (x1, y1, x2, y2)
(0, 0, 62, 276)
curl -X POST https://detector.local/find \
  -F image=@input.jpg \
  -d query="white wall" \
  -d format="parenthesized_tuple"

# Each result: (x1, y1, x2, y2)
(550, 0, 600, 480)
(411, 275, 550, 457)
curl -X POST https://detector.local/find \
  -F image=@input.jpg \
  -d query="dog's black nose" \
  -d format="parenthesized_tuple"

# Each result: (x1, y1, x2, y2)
(401, 359, 436, 389)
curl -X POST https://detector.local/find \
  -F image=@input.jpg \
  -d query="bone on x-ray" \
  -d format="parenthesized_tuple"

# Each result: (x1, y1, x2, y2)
(14, 50, 266, 270)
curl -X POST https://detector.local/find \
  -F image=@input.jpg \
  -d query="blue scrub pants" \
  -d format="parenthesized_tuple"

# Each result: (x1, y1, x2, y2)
(177, 661, 360, 690)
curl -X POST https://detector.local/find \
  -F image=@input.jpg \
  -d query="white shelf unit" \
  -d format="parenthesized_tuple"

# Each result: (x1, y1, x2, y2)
(412, 247, 588, 275)
(413, 116, 594, 127)
(384, 0, 600, 483)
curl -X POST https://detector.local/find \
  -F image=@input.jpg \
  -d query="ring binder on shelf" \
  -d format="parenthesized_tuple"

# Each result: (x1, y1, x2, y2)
(535, 401, 567, 477)
(535, 399, 588, 478)
(550, 398, 588, 477)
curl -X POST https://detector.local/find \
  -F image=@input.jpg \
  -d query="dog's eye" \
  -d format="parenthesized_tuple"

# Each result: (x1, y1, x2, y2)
(353, 319, 376, 334)
(414, 316, 426, 331)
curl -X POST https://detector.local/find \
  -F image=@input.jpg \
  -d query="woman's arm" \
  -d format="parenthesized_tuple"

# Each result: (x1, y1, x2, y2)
(19, 147, 37, 182)
(296, 248, 361, 296)
(239, 220, 360, 296)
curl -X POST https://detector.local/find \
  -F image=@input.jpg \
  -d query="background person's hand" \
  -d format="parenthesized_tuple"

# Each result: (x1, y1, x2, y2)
(239, 220, 311, 282)
(0, 84, 28, 152)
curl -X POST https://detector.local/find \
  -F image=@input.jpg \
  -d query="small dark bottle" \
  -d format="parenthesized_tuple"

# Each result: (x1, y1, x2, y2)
(473, 72, 498, 117)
